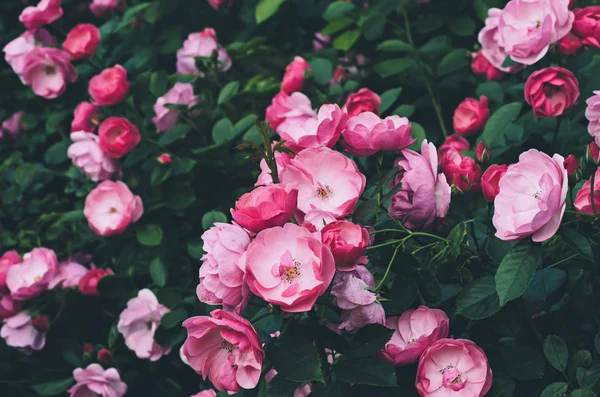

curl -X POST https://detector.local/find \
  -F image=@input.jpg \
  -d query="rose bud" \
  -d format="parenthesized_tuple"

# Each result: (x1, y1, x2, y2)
(343, 88, 381, 118)
(157, 153, 172, 164)
(380, 306, 449, 366)
(88, 65, 130, 106)
(84, 181, 143, 236)
(0, 312, 47, 354)
(98, 117, 141, 158)
(71, 102, 99, 132)
(574, 168, 600, 216)
(440, 149, 482, 194)
(559, 33, 583, 56)
(563, 154, 582, 185)
(19, 0, 63, 29)
(0, 251, 21, 295)
(573, 6, 600, 48)
(1, 111, 26, 140)
(471, 50, 505, 81)
(6, 248, 58, 300)
(481, 164, 508, 203)
(587, 142, 600, 165)
(78, 268, 114, 296)
(68, 364, 127, 397)
(32, 315, 50, 331)
(321, 220, 369, 272)
(524, 66, 579, 119)
(281, 56, 311, 94)
(438, 134, 470, 157)
(475, 141, 491, 163)
(453, 96, 490, 136)
(21, 48, 77, 99)
(83, 343, 94, 355)
(231, 185, 298, 233)
(97, 349, 112, 364)
(63, 24, 101, 60)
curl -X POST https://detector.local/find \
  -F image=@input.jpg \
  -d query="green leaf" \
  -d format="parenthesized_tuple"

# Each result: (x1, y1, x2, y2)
(478, 102, 523, 154)
(448, 16, 476, 36)
(437, 49, 470, 76)
(160, 308, 189, 329)
(382, 279, 418, 315)
(165, 183, 196, 209)
(323, 1, 355, 20)
(269, 337, 323, 383)
(32, 378, 75, 396)
(149, 257, 167, 287)
(333, 357, 396, 386)
(474, 0, 491, 22)
(543, 335, 569, 372)
(157, 124, 191, 145)
(560, 228, 594, 262)
(540, 382, 568, 397)
(579, 363, 600, 389)
(391, 104, 415, 118)
(202, 210, 228, 230)
(59, 210, 84, 223)
(569, 350, 592, 382)
(523, 269, 567, 310)
(321, 16, 354, 36)
(456, 276, 501, 320)
(379, 87, 402, 114)
(502, 346, 546, 380)
(308, 58, 333, 86)
(376, 39, 413, 52)
(150, 166, 172, 186)
(45, 110, 71, 133)
(150, 70, 169, 97)
(256, 0, 285, 24)
(217, 81, 240, 105)
(333, 29, 361, 52)
(571, 390, 597, 397)
(136, 224, 164, 246)
(212, 118, 235, 145)
(502, 56, 518, 68)
(374, 58, 412, 78)
(495, 240, 541, 306)
(419, 35, 452, 53)
(187, 238, 204, 259)
(154, 327, 186, 348)
(408, 122, 426, 151)
(232, 114, 259, 137)
(476, 81, 504, 106)
(108, 324, 119, 348)
(350, 324, 394, 358)
(44, 139, 70, 165)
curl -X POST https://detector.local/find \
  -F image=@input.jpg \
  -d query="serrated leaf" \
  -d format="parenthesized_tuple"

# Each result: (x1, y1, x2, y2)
(540, 382, 568, 397)
(269, 337, 323, 383)
(350, 324, 394, 358)
(560, 228, 594, 262)
(543, 335, 568, 372)
(495, 240, 541, 306)
(456, 276, 501, 320)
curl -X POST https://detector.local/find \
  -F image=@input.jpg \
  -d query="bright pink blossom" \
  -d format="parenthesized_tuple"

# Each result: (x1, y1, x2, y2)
(524, 66, 579, 119)
(440, 149, 482, 194)
(255, 145, 293, 186)
(572, 6, 600, 47)
(438, 134, 470, 157)
(453, 96, 490, 136)
(89, 65, 129, 106)
(559, 32, 583, 55)
(90, 0, 120, 17)
(84, 180, 143, 236)
(49, 259, 89, 289)
(63, 24, 100, 60)
(0, 251, 21, 295)
(301, 210, 337, 232)
(207, 0, 232, 9)
(1, 111, 25, 140)
(3, 29, 55, 76)
(586, 90, 600, 146)
(0, 296, 22, 321)
(68, 364, 127, 397)
(277, 104, 346, 152)
(481, 164, 508, 203)
(574, 168, 600, 215)
(321, 220, 369, 271)
(343, 88, 381, 118)
(342, 112, 414, 156)
(231, 185, 298, 233)
(478, 8, 524, 72)
(471, 50, 505, 81)
(71, 102, 99, 132)
(98, 117, 141, 158)
(78, 268, 113, 296)
(6, 248, 57, 300)
(281, 56, 311, 94)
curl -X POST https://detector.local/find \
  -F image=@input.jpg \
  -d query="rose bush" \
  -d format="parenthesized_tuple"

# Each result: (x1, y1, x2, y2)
(1, 0, 600, 396)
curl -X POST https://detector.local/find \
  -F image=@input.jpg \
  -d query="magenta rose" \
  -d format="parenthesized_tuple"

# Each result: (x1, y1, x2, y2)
(586, 90, 600, 146)
(19, 0, 63, 29)
(231, 185, 298, 233)
(525, 66, 579, 119)
(440, 149, 482, 194)
(6, 247, 57, 300)
(559, 32, 583, 55)
(63, 23, 100, 60)
(21, 47, 77, 99)
(453, 96, 490, 136)
(3, 29, 55, 76)
(380, 306, 449, 366)
(343, 88, 382, 118)
(280, 147, 366, 219)
(475, 141, 491, 164)
(0, 312, 47, 354)
(438, 134, 470, 157)
(321, 220, 369, 271)
(152, 82, 199, 132)
(416, 339, 492, 397)
(71, 102, 99, 132)
(342, 112, 414, 156)
(281, 56, 311, 94)
(493, 149, 567, 242)
(197, 222, 251, 314)
(84, 180, 143, 236)
(481, 164, 508, 203)
(182, 309, 264, 393)
(68, 131, 121, 182)
(117, 289, 170, 361)
(388, 140, 452, 230)
(265, 91, 317, 133)
(574, 168, 600, 215)
(471, 50, 505, 81)
(90, 0, 121, 17)
(242, 223, 336, 313)
(0, 251, 21, 295)
(68, 364, 127, 397)
(177, 29, 231, 75)
(278, 104, 346, 152)
(89, 64, 130, 106)
(78, 268, 113, 296)
(98, 117, 141, 158)
(207, 0, 232, 9)
(573, 6, 600, 47)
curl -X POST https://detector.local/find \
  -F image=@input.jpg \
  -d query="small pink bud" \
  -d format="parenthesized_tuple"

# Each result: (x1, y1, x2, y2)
(564, 155, 582, 185)
(32, 315, 50, 331)
(83, 343, 94, 355)
(587, 142, 600, 165)
(475, 141, 491, 163)
(158, 153, 172, 164)
(97, 348, 112, 364)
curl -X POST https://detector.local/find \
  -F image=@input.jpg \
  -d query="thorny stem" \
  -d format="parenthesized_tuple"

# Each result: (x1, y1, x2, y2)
(257, 121, 279, 184)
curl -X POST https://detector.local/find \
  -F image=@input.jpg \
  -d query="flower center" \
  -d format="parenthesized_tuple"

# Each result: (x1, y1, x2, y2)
(441, 365, 467, 391)
(44, 64, 57, 75)
(315, 184, 333, 199)
(536, 20, 541, 28)
(542, 83, 560, 98)
(34, 275, 42, 282)
(108, 207, 118, 214)
(533, 190, 542, 199)
(284, 261, 301, 283)
(220, 340, 236, 352)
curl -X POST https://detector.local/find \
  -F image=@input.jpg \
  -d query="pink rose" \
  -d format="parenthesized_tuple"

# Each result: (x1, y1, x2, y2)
(588, 142, 600, 165)
(493, 149, 567, 242)
(98, 117, 141, 158)
(71, 102, 99, 132)
(281, 56, 311, 94)
(63, 24, 101, 60)
(207, 0, 232, 9)
(158, 153, 172, 164)
(559, 32, 583, 55)
(278, 104, 346, 152)
(255, 146, 294, 186)
(89, 0, 121, 17)
(197, 222, 251, 314)
(265, 92, 317, 133)
(438, 134, 470, 157)
(453, 96, 490, 136)
(313, 32, 331, 52)
(416, 339, 492, 397)
(481, 164, 508, 202)
(49, 259, 89, 289)
(1, 111, 25, 140)
(478, 8, 524, 72)
(574, 168, 600, 215)
(231, 185, 298, 233)
(21, 47, 77, 99)
(475, 141, 491, 164)
(0, 251, 21, 296)
(498, 0, 574, 65)
(19, 0, 63, 29)
(525, 66, 579, 119)
(564, 154, 582, 184)
(330, 266, 385, 333)
(280, 147, 366, 219)
(177, 29, 231, 75)
(6, 248, 57, 300)
(68, 131, 121, 182)
(0, 312, 47, 354)
(586, 90, 600, 146)
(152, 83, 198, 132)
(343, 88, 381, 118)
(321, 220, 369, 271)
(0, 296, 21, 320)
(342, 112, 414, 156)
(182, 309, 264, 393)
(301, 210, 337, 232)
(243, 223, 336, 312)
(380, 306, 449, 366)
(388, 140, 452, 230)
(471, 50, 505, 81)
(117, 289, 170, 361)
(440, 149, 482, 194)
(3, 29, 55, 76)
(78, 268, 113, 296)
(573, 6, 600, 47)
(191, 391, 217, 397)
(88, 65, 129, 106)
(68, 364, 127, 397)
(84, 180, 143, 236)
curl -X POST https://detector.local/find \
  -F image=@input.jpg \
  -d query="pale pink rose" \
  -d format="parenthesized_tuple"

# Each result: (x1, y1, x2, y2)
(182, 309, 264, 393)
(265, 92, 317, 133)
(117, 289, 170, 361)
(0, 296, 22, 320)
(68, 364, 127, 397)
(498, 0, 574, 65)
(84, 181, 143, 236)
(478, 8, 522, 72)
(265, 368, 312, 397)
(388, 140, 452, 230)
(255, 146, 293, 186)
(242, 223, 336, 313)
(342, 112, 414, 156)
(380, 306, 449, 366)
(313, 32, 331, 52)
(191, 391, 217, 397)
(438, 134, 470, 157)
(152, 82, 199, 132)
(71, 102, 99, 132)
(21, 47, 77, 99)
(0, 251, 21, 295)
(0, 312, 47, 354)
(586, 90, 600, 146)
(321, 220, 369, 271)
(89, 0, 120, 17)
(1, 111, 25, 140)
(301, 210, 337, 232)
(330, 266, 385, 332)
(19, 0, 63, 29)
(278, 104, 347, 152)
(3, 29, 55, 77)
(207, 0, 232, 9)
(197, 223, 251, 314)
(574, 167, 600, 215)
(68, 131, 121, 182)
(49, 259, 89, 289)
(6, 248, 57, 300)
(177, 29, 231, 76)
(493, 149, 567, 242)
(231, 185, 298, 233)
(280, 147, 366, 219)
(416, 339, 492, 397)
(281, 56, 311, 94)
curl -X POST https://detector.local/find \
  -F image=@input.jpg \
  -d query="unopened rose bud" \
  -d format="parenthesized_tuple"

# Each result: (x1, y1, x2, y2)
(475, 141, 491, 163)
(83, 343, 94, 355)
(158, 153, 172, 165)
(563, 154, 582, 185)
(586, 142, 600, 165)
(97, 348, 112, 364)
(32, 315, 50, 331)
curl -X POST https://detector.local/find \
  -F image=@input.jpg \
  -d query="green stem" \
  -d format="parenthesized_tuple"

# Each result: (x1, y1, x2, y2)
(375, 246, 400, 291)
(257, 122, 279, 184)
(591, 171, 598, 217)
(547, 253, 579, 268)
(367, 239, 402, 250)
